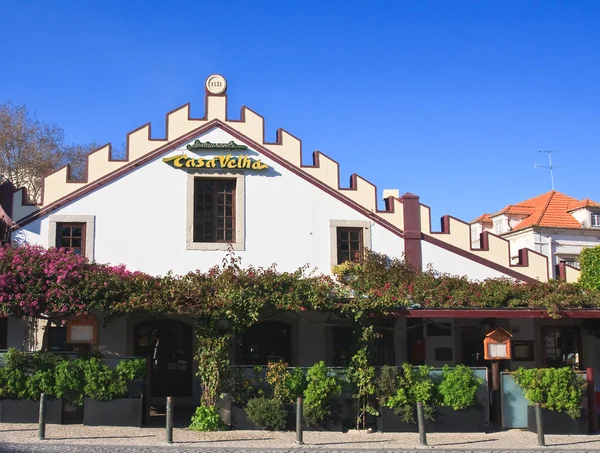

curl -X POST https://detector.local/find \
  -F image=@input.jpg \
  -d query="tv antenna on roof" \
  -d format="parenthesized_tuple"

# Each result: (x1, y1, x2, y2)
(534, 150, 567, 191)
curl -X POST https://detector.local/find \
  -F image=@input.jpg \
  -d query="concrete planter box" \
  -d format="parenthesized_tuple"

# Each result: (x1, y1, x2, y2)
(377, 404, 486, 433)
(83, 398, 142, 427)
(527, 405, 588, 435)
(0, 399, 63, 424)
(427, 405, 487, 433)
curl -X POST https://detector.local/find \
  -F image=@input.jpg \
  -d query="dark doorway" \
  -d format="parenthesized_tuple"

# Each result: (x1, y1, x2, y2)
(134, 320, 193, 397)
(461, 326, 486, 367)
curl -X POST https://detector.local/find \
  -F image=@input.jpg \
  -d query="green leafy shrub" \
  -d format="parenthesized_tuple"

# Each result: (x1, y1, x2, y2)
(189, 404, 226, 431)
(25, 370, 55, 400)
(375, 365, 399, 406)
(82, 358, 145, 401)
(303, 361, 342, 426)
(580, 245, 600, 291)
(82, 358, 116, 401)
(437, 365, 482, 410)
(287, 367, 307, 400)
(266, 361, 293, 403)
(385, 363, 436, 423)
(0, 368, 28, 399)
(347, 328, 378, 430)
(222, 366, 256, 405)
(114, 358, 146, 397)
(245, 397, 287, 430)
(54, 359, 86, 406)
(513, 367, 585, 419)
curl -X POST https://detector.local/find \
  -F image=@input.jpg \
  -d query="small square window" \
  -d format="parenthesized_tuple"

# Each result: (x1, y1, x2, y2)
(591, 213, 600, 228)
(337, 227, 363, 264)
(56, 223, 86, 256)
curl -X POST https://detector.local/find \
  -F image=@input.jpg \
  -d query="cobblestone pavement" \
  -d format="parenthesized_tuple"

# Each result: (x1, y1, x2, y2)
(2, 448, 599, 453)
(1, 424, 600, 452)
(3, 447, 600, 453)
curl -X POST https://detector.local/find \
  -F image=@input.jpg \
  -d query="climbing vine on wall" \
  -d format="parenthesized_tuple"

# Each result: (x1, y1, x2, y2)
(1, 245, 600, 411)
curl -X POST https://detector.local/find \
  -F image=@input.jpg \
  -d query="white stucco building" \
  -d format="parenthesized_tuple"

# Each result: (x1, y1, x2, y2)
(470, 191, 600, 280)
(2, 75, 599, 406)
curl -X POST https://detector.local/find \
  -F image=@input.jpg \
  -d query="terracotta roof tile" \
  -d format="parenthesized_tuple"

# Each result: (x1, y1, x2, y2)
(567, 198, 600, 212)
(472, 213, 493, 223)
(473, 191, 598, 232)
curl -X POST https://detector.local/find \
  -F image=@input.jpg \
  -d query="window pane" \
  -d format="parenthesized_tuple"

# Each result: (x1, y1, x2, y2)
(60, 237, 71, 247)
(71, 238, 82, 248)
(194, 179, 236, 243)
(350, 231, 360, 241)
(72, 227, 82, 237)
(60, 226, 71, 237)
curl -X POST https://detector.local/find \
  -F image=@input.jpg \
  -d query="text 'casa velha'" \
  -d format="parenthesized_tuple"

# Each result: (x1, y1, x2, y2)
(162, 153, 269, 170)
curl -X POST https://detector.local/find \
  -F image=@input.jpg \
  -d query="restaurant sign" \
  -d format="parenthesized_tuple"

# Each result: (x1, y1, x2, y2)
(186, 140, 248, 151)
(163, 140, 268, 171)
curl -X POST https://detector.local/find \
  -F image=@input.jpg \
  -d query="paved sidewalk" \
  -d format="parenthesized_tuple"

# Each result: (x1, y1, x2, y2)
(0, 447, 597, 453)
(0, 424, 599, 451)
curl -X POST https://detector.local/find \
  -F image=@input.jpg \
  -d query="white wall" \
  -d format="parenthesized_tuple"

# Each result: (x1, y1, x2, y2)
(13, 128, 404, 276)
(504, 229, 600, 278)
(421, 241, 515, 280)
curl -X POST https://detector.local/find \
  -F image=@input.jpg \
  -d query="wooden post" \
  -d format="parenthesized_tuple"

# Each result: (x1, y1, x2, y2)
(587, 368, 598, 433)
(491, 360, 502, 428)
(166, 397, 173, 444)
(416, 401, 427, 446)
(295, 396, 304, 445)
(38, 393, 46, 440)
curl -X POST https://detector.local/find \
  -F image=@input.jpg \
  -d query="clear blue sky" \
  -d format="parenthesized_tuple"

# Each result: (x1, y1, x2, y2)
(1, 1, 599, 223)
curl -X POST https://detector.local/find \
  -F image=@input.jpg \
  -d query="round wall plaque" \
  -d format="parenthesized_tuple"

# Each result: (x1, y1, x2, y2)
(205, 74, 227, 95)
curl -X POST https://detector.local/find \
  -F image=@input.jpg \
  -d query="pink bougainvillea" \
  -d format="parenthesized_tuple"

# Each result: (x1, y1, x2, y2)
(0, 244, 154, 320)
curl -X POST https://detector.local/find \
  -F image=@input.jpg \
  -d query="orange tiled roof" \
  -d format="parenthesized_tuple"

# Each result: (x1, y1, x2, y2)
(472, 213, 493, 223)
(473, 191, 600, 232)
(567, 198, 600, 212)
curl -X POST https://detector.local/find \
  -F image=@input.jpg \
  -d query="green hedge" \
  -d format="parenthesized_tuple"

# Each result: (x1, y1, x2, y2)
(0, 348, 145, 406)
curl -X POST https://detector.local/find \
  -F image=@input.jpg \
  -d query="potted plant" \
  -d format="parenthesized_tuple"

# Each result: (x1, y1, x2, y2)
(0, 349, 64, 424)
(376, 364, 435, 433)
(229, 365, 267, 430)
(82, 357, 146, 427)
(303, 361, 344, 431)
(513, 367, 588, 435)
(431, 364, 485, 432)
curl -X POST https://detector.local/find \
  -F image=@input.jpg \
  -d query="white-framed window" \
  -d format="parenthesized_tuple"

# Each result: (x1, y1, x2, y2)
(48, 215, 95, 262)
(470, 226, 481, 241)
(186, 173, 245, 251)
(591, 213, 600, 228)
(493, 219, 504, 235)
(559, 256, 581, 269)
(329, 220, 371, 268)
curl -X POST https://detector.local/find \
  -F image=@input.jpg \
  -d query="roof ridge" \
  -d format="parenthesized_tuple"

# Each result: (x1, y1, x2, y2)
(533, 191, 556, 226)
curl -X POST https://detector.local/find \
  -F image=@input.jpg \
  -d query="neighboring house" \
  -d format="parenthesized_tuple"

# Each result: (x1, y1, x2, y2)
(470, 191, 600, 280)
(1, 75, 599, 407)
